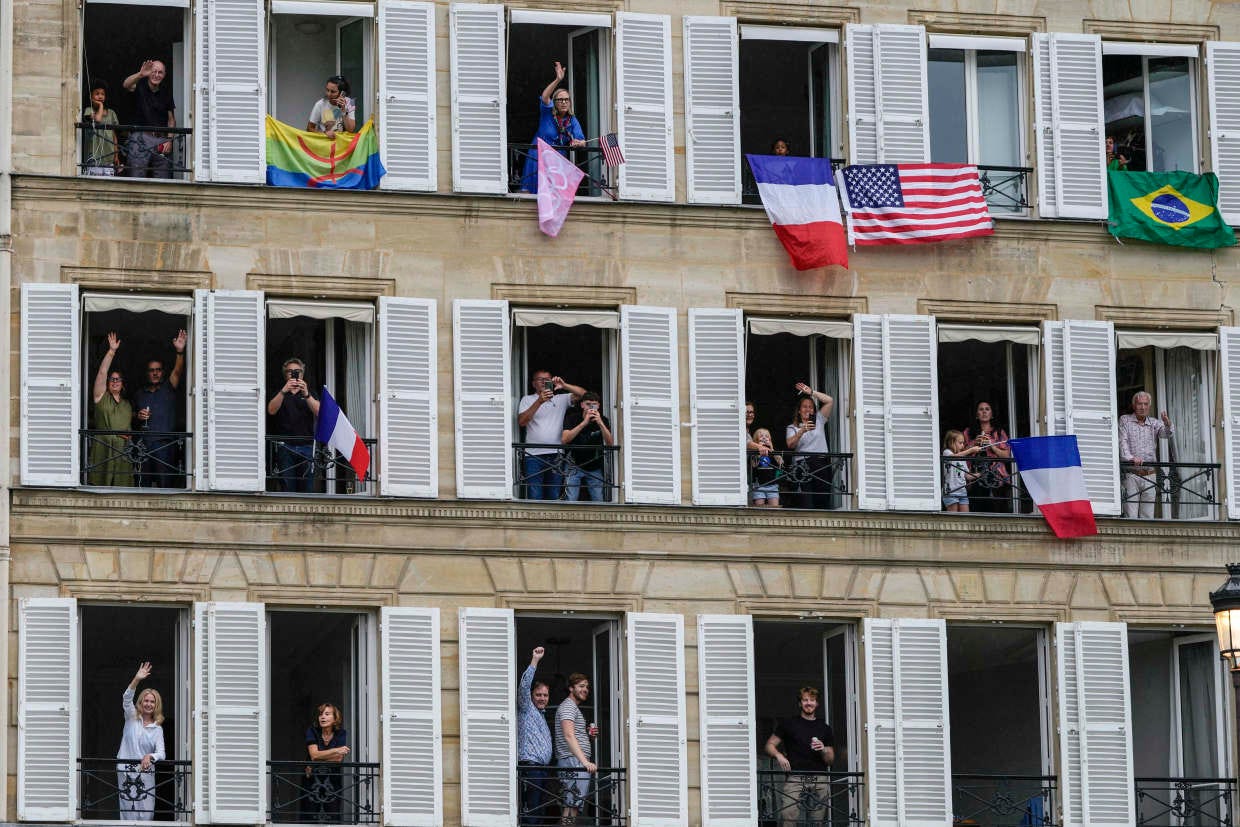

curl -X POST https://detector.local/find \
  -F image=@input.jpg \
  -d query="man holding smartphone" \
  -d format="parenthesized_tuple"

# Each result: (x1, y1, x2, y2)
(517, 369, 586, 500)
(561, 391, 614, 502)
(267, 357, 320, 492)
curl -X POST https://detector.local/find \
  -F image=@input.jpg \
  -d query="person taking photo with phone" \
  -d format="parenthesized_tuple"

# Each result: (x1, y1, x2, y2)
(561, 390, 614, 502)
(517, 369, 586, 500)
(267, 357, 320, 493)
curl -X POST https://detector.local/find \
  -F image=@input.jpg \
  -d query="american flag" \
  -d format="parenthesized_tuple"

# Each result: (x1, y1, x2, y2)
(600, 132, 625, 168)
(840, 163, 993, 246)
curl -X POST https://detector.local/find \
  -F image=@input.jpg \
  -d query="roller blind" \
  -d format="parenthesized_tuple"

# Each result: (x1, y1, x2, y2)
(1115, 330, 1218, 351)
(937, 324, 1041, 345)
(83, 292, 193, 314)
(511, 308, 620, 329)
(265, 299, 376, 323)
(746, 317, 853, 338)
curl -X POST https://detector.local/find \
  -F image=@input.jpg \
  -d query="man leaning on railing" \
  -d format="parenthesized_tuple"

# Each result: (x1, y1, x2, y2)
(764, 686, 835, 827)
(1118, 390, 1174, 518)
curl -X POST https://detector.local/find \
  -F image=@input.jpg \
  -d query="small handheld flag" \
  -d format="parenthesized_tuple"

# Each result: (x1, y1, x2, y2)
(315, 387, 371, 481)
(1008, 435, 1098, 539)
(600, 133, 625, 168)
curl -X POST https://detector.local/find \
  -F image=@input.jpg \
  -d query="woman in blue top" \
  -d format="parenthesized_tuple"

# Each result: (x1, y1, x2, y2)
(305, 703, 349, 820)
(520, 61, 586, 193)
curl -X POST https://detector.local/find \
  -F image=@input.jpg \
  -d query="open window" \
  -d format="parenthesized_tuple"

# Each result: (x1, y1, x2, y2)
(1103, 43, 1199, 173)
(268, 5, 373, 132)
(928, 34, 1028, 213)
(505, 10, 613, 195)
(738, 25, 840, 204)
(81, 0, 191, 179)
(265, 299, 375, 494)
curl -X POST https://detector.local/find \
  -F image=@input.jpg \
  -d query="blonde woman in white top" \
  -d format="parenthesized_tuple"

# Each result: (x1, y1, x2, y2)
(116, 662, 166, 820)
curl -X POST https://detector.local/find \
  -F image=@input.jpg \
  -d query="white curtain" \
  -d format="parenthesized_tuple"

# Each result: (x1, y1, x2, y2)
(1178, 639, 1219, 779)
(1162, 347, 1211, 518)
(344, 320, 371, 438)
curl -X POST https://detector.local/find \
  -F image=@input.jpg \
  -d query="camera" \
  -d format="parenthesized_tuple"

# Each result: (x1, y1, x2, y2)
(541, 378, 554, 391)
(290, 369, 302, 380)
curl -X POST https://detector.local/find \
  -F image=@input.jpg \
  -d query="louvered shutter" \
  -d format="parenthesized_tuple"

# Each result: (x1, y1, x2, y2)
(616, 13, 675, 202)
(382, 607, 443, 827)
(1207, 42, 1240, 226)
(18, 597, 78, 821)
(696, 614, 755, 827)
(845, 24, 928, 164)
(1221, 327, 1240, 518)
(450, 3, 506, 194)
(203, 0, 265, 182)
(1042, 321, 1119, 515)
(196, 602, 266, 824)
(193, 603, 212, 823)
(379, 0, 437, 191)
(452, 299, 512, 499)
(1032, 34, 1106, 219)
(626, 612, 687, 827)
(852, 314, 940, 510)
(1056, 622, 1134, 827)
(688, 308, 745, 506)
(195, 290, 264, 492)
(621, 305, 681, 504)
(863, 618, 952, 827)
(683, 16, 740, 205)
(458, 608, 516, 827)
(379, 297, 438, 497)
(20, 284, 80, 486)
(193, 0, 211, 178)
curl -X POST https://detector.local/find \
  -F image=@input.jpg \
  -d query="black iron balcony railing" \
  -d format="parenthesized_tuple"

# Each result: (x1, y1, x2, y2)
(266, 435, 377, 495)
(747, 450, 852, 509)
(940, 455, 1034, 515)
(1120, 461, 1222, 520)
(268, 761, 380, 825)
(78, 758, 192, 822)
(951, 773, 1057, 826)
(757, 769, 864, 826)
(76, 121, 192, 179)
(80, 428, 191, 489)
(514, 442, 621, 503)
(516, 764, 626, 827)
(507, 143, 615, 198)
(1136, 776, 1235, 827)
(977, 165, 1032, 213)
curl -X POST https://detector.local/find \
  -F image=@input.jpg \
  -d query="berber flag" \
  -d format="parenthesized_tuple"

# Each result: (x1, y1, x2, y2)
(746, 154, 848, 270)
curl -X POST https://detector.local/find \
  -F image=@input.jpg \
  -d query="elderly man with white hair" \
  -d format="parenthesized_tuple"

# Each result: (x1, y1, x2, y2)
(1118, 390, 1174, 518)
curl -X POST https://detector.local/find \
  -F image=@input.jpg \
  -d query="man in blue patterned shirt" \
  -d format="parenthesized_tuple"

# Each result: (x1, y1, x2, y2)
(517, 647, 553, 824)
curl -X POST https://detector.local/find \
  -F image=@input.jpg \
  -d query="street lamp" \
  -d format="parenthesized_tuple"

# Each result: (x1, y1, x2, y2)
(1209, 563, 1240, 790)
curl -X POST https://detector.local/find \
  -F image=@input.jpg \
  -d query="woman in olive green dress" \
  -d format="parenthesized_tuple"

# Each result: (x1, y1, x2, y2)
(89, 331, 135, 486)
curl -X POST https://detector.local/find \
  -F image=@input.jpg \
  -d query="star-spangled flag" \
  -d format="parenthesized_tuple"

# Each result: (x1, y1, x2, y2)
(600, 133, 625, 168)
(840, 163, 994, 245)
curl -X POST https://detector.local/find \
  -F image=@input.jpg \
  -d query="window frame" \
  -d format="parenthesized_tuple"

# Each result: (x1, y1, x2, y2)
(1101, 41, 1201, 174)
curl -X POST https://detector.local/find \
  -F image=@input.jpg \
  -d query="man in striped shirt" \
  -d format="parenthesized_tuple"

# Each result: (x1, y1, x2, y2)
(517, 647, 553, 824)
(554, 673, 596, 824)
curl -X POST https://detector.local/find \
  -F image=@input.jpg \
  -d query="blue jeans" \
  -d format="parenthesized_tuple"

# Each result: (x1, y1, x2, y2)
(564, 464, 608, 502)
(523, 454, 562, 500)
(519, 762, 554, 826)
(275, 442, 315, 493)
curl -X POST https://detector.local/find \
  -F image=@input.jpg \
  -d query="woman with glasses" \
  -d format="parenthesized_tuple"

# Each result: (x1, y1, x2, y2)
(520, 60, 586, 193)
(88, 331, 135, 486)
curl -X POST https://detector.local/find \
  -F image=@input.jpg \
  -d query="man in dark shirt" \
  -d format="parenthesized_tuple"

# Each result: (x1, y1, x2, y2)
(560, 391, 614, 502)
(765, 686, 835, 827)
(122, 59, 176, 178)
(132, 329, 186, 487)
(267, 358, 320, 492)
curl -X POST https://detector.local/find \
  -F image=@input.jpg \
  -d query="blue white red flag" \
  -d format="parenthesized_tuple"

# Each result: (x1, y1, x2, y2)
(840, 163, 993, 246)
(746, 154, 848, 270)
(315, 386, 371, 481)
(1008, 436, 1098, 539)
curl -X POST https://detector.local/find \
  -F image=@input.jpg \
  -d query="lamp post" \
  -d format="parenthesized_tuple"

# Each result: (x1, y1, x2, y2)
(1208, 562, 1240, 812)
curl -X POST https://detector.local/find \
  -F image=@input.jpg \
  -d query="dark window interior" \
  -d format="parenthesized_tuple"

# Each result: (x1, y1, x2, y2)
(82, 5, 183, 124)
(83, 308, 190, 432)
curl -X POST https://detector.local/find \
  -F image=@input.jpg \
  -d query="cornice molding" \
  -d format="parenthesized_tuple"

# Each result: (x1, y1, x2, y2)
(1082, 19, 1218, 42)
(491, 283, 637, 307)
(247, 273, 396, 298)
(918, 299, 1057, 323)
(909, 10, 1045, 34)
(64, 266, 214, 292)
(62, 583, 211, 602)
(1096, 304, 1233, 329)
(718, 2, 859, 25)
(927, 602, 1069, 622)
(497, 594, 642, 613)
(726, 292, 866, 316)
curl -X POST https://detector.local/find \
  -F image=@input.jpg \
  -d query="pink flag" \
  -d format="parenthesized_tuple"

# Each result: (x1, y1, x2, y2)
(536, 137, 585, 237)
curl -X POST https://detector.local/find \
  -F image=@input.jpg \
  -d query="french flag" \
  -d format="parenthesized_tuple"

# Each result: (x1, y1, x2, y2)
(314, 386, 371, 481)
(746, 154, 848, 271)
(1008, 436, 1098, 539)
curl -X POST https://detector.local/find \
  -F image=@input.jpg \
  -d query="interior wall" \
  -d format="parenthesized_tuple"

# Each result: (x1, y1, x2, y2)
(269, 611, 356, 761)
(739, 40, 813, 159)
(753, 621, 841, 759)
(271, 16, 336, 127)
(1129, 632, 1173, 778)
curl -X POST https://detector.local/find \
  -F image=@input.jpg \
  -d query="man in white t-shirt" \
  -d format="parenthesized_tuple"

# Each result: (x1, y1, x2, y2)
(517, 369, 586, 500)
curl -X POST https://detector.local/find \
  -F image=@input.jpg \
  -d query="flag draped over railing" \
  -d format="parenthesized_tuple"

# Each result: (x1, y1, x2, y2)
(1008, 436, 1098, 539)
(265, 116, 386, 190)
(840, 163, 994, 245)
(315, 387, 371, 480)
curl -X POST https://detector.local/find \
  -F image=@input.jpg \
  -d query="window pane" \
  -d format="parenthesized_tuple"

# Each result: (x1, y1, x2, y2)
(810, 43, 832, 158)
(976, 52, 1020, 166)
(1148, 56, 1195, 172)
(928, 48, 967, 164)
(1104, 54, 1147, 171)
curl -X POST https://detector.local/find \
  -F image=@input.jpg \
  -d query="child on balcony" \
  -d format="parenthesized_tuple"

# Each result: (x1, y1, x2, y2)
(82, 79, 119, 175)
(942, 430, 982, 512)
(750, 428, 783, 507)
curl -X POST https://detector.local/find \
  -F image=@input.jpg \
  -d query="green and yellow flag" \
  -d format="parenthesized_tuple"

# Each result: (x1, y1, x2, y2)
(1107, 170, 1235, 249)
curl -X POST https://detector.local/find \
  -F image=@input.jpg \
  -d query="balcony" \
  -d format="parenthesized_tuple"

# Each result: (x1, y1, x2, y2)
(757, 769, 864, 826)
(513, 442, 621, 503)
(81, 429, 191, 489)
(268, 761, 380, 825)
(76, 122, 192, 181)
(747, 450, 853, 509)
(78, 758, 192, 822)
(951, 773, 1057, 827)
(1136, 776, 1235, 827)
(940, 455, 1033, 514)
(506, 143, 614, 198)
(516, 764, 627, 827)
(977, 165, 1032, 214)
(266, 436, 377, 495)
(1120, 461, 1222, 520)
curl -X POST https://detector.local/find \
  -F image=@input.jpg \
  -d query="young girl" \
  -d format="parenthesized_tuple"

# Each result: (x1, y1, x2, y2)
(749, 428, 783, 507)
(82, 79, 119, 175)
(942, 430, 981, 512)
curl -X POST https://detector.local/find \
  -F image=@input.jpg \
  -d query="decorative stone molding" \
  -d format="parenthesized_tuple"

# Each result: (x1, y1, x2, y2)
(718, 2, 859, 26)
(497, 594, 642, 613)
(908, 10, 1045, 35)
(247, 273, 395, 299)
(506, 0, 620, 11)
(918, 299, 1057, 323)
(250, 587, 395, 606)
(928, 603, 1068, 623)
(726, 292, 866, 317)
(64, 266, 214, 292)
(491, 284, 636, 307)
(738, 599, 876, 618)
(1112, 607, 1213, 625)
(62, 583, 211, 602)
(1096, 305, 1232, 329)
(1082, 19, 1218, 42)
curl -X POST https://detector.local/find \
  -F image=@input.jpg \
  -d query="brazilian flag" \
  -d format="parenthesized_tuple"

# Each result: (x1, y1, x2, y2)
(1108, 170, 1235, 249)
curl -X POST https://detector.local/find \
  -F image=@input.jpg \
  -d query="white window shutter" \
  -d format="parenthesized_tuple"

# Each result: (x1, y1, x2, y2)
(845, 24, 928, 164)
(450, 3, 507, 194)
(1206, 42, 1240, 226)
(1042, 321, 1068, 436)
(626, 612, 687, 827)
(193, 603, 212, 824)
(379, 0, 438, 192)
(1032, 33, 1106, 220)
(845, 24, 879, 164)
(18, 597, 78, 822)
(621, 305, 681, 504)
(852, 314, 940, 510)
(20, 284, 80, 487)
(193, 0, 211, 179)
(1220, 327, 1240, 518)
(616, 12, 675, 202)
(458, 607, 516, 827)
(196, 602, 267, 824)
(452, 299, 512, 499)
(1056, 621, 1135, 827)
(683, 16, 740, 205)
(379, 297, 439, 497)
(382, 606, 443, 827)
(198, 290, 265, 492)
(863, 618, 952, 827)
(688, 308, 745, 506)
(696, 614, 756, 827)
(204, 0, 265, 182)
